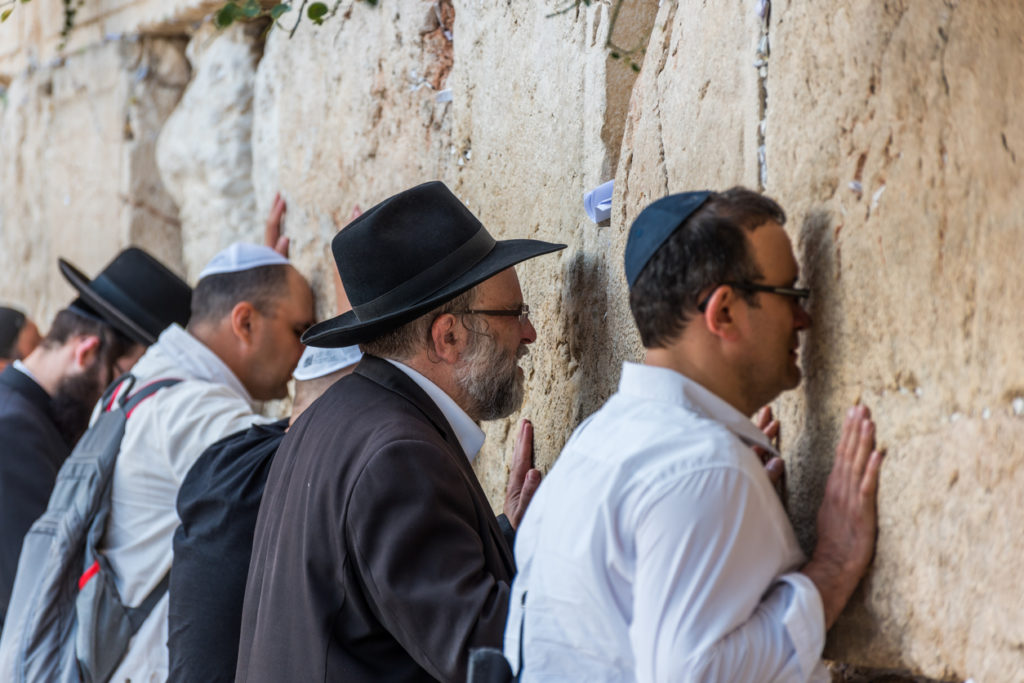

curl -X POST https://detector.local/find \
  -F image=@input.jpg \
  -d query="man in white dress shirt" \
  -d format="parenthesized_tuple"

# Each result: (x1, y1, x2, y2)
(99, 243, 314, 682)
(506, 188, 885, 682)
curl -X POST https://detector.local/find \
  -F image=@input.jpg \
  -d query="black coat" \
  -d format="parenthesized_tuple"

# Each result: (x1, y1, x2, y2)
(168, 418, 288, 683)
(0, 365, 71, 629)
(237, 355, 516, 683)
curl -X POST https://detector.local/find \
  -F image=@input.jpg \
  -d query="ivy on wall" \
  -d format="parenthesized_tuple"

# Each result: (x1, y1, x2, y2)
(214, 0, 377, 37)
(2, 0, 640, 71)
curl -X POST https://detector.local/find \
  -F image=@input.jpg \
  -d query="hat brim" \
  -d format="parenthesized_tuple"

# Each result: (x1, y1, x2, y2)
(58, 259, 155, 345)
(302, 238, 565, 348)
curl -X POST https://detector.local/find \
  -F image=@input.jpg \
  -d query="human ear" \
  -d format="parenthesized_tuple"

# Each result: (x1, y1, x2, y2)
(230, 302, 258, 346)
(703, 286, 741, 342)
(71, 334, 101, 370)
(429, 313, 462, 364)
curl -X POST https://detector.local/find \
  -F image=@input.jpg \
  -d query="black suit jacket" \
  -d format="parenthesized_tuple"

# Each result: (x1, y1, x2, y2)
(0, 365, 71, 629)
(237, 356, 516, 683)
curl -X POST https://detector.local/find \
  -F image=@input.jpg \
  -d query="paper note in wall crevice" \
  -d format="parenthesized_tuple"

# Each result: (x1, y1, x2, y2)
(584, 180, 614, 223)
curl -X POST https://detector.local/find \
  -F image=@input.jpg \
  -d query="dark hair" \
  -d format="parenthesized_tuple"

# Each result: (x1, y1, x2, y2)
(187, 264, 292, 328)
(42, 308, 136, 371)
(0, 307, 26, 358)
(629, 186, 786, 348)
(359, 287, 477, 361)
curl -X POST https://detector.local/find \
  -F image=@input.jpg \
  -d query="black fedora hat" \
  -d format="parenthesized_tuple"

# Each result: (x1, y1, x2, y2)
(59, 247, 193, 346)
(303, 181, 566, 348)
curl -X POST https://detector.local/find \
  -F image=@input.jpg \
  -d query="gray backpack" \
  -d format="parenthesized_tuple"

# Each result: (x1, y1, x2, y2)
(0, 375, 180, 683)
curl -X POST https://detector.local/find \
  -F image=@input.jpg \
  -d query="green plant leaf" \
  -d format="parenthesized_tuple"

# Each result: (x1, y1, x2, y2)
(363, 0, 378, 5)
(214, 2, 240, 28)
(1, 8, 12, 22)
(242, 0, 260, 18)
(307, 1, 328, 24)
(269, 3, 291, 19)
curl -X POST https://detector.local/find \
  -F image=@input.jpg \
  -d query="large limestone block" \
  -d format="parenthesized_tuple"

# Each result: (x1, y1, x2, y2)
(764, 1, 1024, 679)
(617, 0, 1024, 678)
(0, 0, 222, 75)
(251, 0, 461, 311)
(444, 0, 659, 501)
(251, 2, 657, 503)
(157, 22, 265, 280)
(0, 36, 188, 323)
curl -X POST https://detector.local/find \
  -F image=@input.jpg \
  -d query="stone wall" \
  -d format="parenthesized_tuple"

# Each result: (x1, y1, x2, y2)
(616, 1, 1024, 680)
(1, 0, 1022, 680)
(0, 34, 189, 322)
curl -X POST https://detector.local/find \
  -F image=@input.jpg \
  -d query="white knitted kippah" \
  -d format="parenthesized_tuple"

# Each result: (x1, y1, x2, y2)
(292, 345, 363, 381)
(198, 243, 290, 279)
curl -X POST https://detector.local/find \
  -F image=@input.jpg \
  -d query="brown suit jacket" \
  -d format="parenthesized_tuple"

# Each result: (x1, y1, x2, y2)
(236, 355, 516, 682)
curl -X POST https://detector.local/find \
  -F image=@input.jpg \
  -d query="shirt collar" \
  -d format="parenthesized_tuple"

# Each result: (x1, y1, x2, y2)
(150, 324, 258, 410)
(617, 361, 778, 457)
(12, 359, 40, 384)
(384, 358, 486, 462)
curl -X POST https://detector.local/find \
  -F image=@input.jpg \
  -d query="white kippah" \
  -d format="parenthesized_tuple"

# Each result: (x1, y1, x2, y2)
(292, 345, 363, 381)
(198, 243, 290, 279)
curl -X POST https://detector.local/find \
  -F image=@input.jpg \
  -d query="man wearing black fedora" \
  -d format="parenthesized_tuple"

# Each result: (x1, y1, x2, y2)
(237, 181, 565, 682)
(0, 247, 192, 629)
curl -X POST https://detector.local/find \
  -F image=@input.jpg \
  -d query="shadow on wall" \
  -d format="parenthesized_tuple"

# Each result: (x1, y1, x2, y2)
(788, 207, 845, 553)
(561, 250, 622, 427)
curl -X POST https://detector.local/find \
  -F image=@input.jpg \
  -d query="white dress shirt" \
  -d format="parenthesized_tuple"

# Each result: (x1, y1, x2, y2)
(505, 362, 828, 682)
(385, 358, 485, 461)
(100, 324, 269, 682)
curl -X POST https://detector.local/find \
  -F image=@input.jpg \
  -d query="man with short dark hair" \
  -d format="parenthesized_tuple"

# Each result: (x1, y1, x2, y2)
(0, 307, 41, 369)
(506, 188, 884, 682)
(0, 248, 192, 629)
(96, 242, 314, 681)
(237, 181, 565, 682)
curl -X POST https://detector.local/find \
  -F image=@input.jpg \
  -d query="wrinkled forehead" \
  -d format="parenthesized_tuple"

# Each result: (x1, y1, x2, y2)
(748, 221, 799, 282)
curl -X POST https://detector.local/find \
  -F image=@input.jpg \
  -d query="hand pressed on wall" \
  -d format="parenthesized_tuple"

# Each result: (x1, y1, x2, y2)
(753, 405, 784, 487)
(503, 419, 541, 529)
(802, 404, 885, 629)
(265, 192, 290, 257)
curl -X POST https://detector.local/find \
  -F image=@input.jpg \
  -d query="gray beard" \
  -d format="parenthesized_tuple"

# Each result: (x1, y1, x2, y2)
(454, 335, 526, 422)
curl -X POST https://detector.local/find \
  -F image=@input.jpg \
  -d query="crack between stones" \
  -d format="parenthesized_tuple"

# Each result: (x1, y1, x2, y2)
(755, 3, 770, 191)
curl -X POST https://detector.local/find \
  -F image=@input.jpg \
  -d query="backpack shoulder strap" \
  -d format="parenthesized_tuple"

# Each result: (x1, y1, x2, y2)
(125, 571, 170, 631)
(122, 378, 182, 416)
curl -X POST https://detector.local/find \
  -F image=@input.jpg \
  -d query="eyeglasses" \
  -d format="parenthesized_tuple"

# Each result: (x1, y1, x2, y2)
(697, 282, 811, 312)
(454, 304, 531, 324)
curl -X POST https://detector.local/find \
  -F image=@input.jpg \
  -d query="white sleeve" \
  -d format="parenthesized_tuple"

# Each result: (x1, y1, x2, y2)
(630, 465, 827, 683)
(156, 381, 265, 481)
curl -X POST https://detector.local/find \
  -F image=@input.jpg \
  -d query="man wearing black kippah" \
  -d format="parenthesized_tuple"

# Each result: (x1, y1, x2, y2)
(506, 188, 886, 682)
(0, 248, 192, 630)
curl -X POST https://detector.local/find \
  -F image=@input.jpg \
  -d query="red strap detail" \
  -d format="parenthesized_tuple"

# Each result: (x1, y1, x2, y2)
(79, 560, 100, 591)
(125, 390, 161, 419)
(104, 380, 130, 413)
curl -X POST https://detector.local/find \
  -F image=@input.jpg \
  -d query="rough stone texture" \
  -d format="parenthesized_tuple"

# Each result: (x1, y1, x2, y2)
(618, 0, 1024, 680)
(250, 0, 460, 313)
(0, 36, 189, 323)
(249, 1, 656, 499)
(768, 2, 1024, 680)
(3, 0, 1022, 677)
(448, 0, 658, 502)
(0, 0, 221, 74)
(157, 21, 265, 280)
